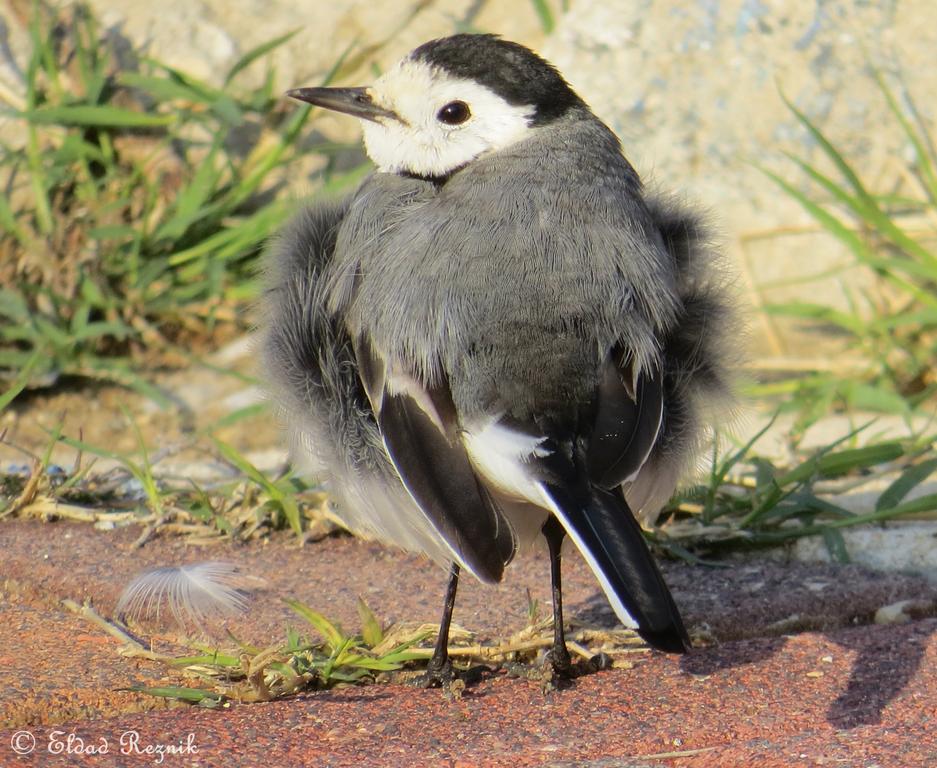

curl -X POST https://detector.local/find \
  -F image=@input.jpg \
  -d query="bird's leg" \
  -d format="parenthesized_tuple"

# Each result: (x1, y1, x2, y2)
(422, 562, 460, 686)
(541, 515, 573, 676)
(412, 563, 492, 691)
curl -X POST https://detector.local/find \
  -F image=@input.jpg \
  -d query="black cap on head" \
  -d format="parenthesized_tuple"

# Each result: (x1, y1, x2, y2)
(411, 34, 584, 126)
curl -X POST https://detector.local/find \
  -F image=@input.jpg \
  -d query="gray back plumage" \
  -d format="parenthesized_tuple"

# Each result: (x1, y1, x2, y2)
(327, 109, 685, 425)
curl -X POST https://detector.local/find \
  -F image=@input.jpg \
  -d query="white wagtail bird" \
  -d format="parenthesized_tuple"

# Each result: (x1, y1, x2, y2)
(262, 34, 735, 685)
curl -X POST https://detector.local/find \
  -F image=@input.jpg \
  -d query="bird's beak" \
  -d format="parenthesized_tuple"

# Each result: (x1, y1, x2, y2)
(287, 86, 400, 124)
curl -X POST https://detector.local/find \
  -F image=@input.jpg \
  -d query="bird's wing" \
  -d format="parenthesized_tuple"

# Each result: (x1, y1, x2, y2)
(551, 347, 685, 651)
(585, 346, 663, 489)
(457, 342, 685, 652)
(353, 335, 517, 583)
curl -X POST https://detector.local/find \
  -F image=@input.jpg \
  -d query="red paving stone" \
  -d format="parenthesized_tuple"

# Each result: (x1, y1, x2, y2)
(1, 518, 935, 766)
(1, 619, 934, 767)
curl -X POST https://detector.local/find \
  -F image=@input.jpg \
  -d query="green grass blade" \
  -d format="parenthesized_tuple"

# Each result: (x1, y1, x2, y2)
(319, 38, 359, 87)
(0, 350, 43, 411)
(730, 492, 937, 547)
(875, 457, 937, 511)
(68, 320, 133, 343)
(840, 383, 911, 415)
(284, 599, 346, 652)
(124, 686, 227, 705)
(0, 190, 37, 250)
(781, 107, 937, 269)
(210, 447, 303, 533)
(857, 252, 937, 286)
(207, 403, 268, 430)
(171, 652, 241, 667)
(357, 598, 384, 648)
(167, 202, 289, 266)
(120, 404, 164, 514)
(153, 139, 225, 242)
(343, 655, 415, 671)
(117, 72, 209, 104)
(781, 151, 872, 224)
(24, 45, 53, 235)
(20, 105, 175, 127)
(864, 214, 937, 271)
(79, 361, 175, 408)
(56, 433, 143, 479)
(870, 308, 937, 330)
(757, 166, 874, 261)
(212, 438, 279, 495)
(381, 632, 435, 660)
(739, 424, 873, 527)
(873, 69, 937, 204)
(144, 59, 222, 105)
(0, 289, 31, 321)
(224, 28, 301, 86)
(703, 415, 777, 522)
(812, 442, 904, 479)
(822, 528, 850, 563)
(763, 301, 867, 335)
(529, 0, 556, 33)
(821, 493, 937, 533)
(780, 91, 873, 205)
(29, 5, 62, 101)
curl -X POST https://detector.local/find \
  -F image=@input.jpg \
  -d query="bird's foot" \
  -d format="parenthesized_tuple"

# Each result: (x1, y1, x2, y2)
(410, 658, 491, 696)
(543, 647, 579, 690)
(545, 646, 574, 678)
(506, 650, 613, 691)
(548, 652, 613, 691)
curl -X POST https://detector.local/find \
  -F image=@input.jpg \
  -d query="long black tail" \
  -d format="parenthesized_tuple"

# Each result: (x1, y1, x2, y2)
(542, 481, 689, 653)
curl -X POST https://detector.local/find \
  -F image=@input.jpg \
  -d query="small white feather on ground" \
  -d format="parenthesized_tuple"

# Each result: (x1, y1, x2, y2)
(115, 562, 265, 627)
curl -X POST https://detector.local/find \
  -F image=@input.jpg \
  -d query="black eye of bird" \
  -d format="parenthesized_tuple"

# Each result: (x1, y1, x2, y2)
(437, 101, 471, 125)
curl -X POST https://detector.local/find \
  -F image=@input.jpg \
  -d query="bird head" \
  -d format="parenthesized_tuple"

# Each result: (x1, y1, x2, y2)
(288, 34, 584, 180)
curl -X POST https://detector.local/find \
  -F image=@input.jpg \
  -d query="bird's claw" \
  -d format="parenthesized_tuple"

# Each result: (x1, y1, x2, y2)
(410, 659, 491, 695)
(545, 647, 574, 678)
(503, 649, 612, 693)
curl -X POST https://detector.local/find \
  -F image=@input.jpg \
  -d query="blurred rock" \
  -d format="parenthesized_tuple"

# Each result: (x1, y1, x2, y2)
(544, 0, 937, 360)
(2, 0, 935, 359)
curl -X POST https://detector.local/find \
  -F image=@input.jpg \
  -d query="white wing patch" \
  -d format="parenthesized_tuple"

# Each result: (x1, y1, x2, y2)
(463, 420, 550, 507)
(384, 370, 445, 432)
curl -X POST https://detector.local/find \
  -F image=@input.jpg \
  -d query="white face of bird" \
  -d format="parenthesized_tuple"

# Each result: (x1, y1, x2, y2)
(358, 58, 536, 178)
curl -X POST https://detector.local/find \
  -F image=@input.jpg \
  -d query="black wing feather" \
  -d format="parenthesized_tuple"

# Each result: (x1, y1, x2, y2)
(535, 343, 684, 653)
(542, 479, 689, 653)
(355, 336, 515, 583)
(587, 350, 662, 489)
